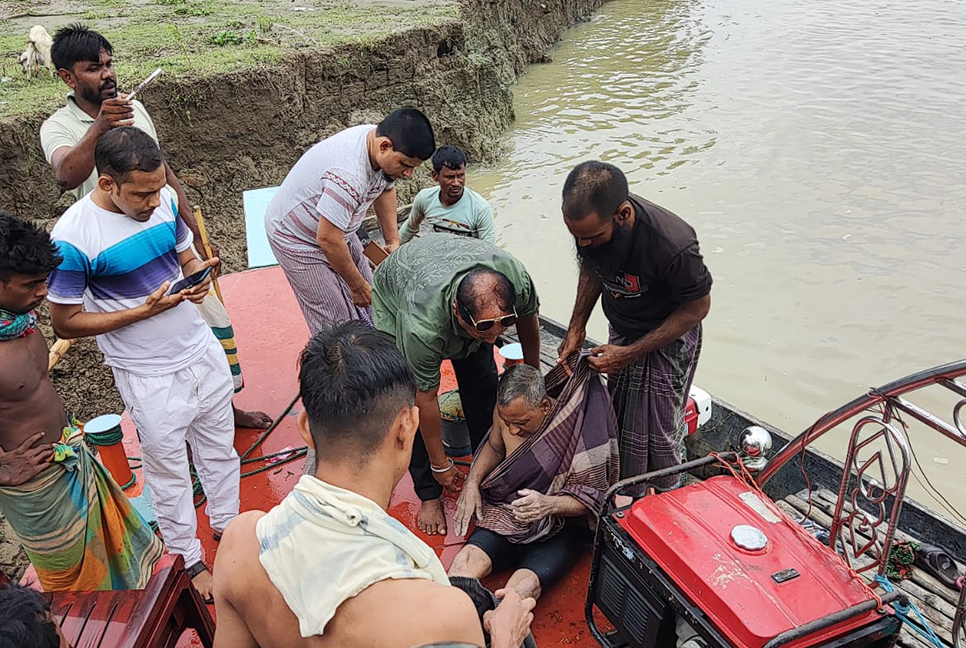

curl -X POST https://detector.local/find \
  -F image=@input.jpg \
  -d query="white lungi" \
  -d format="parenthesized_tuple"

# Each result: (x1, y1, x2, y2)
(113, 333, 240, 567)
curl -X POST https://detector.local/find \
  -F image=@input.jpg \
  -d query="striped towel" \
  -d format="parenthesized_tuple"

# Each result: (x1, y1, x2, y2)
(195, 292, 244, 393)
(0, 425, 163, 591)
(476, 352, 620, 544)
(256, 475, 449, 638)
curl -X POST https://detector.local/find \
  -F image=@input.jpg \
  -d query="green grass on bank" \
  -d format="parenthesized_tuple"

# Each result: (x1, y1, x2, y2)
(0, 0, 459, 120)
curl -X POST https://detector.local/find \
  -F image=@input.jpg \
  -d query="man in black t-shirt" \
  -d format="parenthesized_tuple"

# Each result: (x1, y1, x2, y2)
(556, 161, 712, 490)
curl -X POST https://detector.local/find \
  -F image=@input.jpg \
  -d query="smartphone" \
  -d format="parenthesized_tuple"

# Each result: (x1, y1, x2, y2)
(167, 267, 212, 295)
(126, 67, 163, 101)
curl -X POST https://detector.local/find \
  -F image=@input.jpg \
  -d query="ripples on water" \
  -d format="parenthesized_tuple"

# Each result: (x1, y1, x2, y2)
(473, 0, 966, 505)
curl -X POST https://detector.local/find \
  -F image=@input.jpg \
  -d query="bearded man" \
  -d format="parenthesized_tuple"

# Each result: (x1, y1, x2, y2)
(556, 161, 712, 491)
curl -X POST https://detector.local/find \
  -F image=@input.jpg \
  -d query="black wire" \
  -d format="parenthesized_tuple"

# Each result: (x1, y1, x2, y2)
(892, 408, 966, 527)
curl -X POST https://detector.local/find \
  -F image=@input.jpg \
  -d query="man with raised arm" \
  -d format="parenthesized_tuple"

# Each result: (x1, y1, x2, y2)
(46, 127, 239, 600)
(265, 108, 435, 331)
(372, 234, 541, 535)
(399, 145, 496, 244)
(557, 161, 712, 491)
(0, 212, 162, 592)
(40, 23, 271, 430)
(212, 321, 535, 648)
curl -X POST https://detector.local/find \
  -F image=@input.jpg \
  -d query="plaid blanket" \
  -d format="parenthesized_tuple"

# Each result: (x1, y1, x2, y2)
(476, 353, 619, 544)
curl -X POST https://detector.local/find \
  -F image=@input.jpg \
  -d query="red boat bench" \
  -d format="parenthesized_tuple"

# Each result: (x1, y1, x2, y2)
(1, 554, 215, 648)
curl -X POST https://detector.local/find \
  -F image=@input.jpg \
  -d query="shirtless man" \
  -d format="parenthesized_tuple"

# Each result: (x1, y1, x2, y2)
(213, 321, 534, 648)
(0, 212, 162, 591)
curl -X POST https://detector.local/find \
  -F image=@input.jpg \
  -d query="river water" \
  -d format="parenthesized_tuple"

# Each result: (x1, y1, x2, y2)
(473, 0, 966, 512)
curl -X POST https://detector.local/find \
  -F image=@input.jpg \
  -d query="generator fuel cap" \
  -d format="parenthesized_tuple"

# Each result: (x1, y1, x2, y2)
(731, 524, 768, 551)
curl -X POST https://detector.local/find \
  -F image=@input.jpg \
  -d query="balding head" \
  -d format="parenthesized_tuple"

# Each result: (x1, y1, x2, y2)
(561, 161, 629, 222)
(453, 268, 517, 343)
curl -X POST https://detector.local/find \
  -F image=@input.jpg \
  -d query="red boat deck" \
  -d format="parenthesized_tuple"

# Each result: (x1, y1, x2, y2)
(67, 266, 596, 646)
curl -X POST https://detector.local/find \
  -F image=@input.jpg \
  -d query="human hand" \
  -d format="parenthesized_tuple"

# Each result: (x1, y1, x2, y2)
(556, 327, 586, 376)
(141, 281, 184, 318)
(432, 462, 465, 493)
(383, 239, 399, 254)
(350, 280, 372, 308)
(196, 240, 223, 275)
(511, 489, 555, 523)
(587, 344, 636, 374)
(93, 95, 135, 133)
(484, 589, 536, 648)
(0, 433, 53, 487)
(179, 257, 219, 304)
(453, 483, 483, 537)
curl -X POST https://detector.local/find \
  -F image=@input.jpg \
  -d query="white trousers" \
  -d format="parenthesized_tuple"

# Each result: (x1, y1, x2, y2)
(113, 334, 240, 567)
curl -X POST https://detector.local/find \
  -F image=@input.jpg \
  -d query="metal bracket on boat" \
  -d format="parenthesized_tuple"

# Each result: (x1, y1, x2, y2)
(829, 415, 911, 576)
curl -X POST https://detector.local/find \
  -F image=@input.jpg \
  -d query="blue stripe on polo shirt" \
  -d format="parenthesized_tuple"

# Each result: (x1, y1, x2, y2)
(88, 252, 182, 301)
(89, 222, 178, 277)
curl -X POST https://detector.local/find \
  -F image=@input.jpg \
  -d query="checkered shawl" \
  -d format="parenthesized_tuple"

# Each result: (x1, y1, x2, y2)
(476, 352, 620, 544)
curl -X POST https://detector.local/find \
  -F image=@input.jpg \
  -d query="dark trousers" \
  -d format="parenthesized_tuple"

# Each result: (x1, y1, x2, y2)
(410, 343, 498, 501)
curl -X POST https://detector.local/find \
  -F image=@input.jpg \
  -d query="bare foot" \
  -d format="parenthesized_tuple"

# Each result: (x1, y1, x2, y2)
(233, 405, 273, 429)
(191, 567, 214, 603)
(418, 498, 447, 535)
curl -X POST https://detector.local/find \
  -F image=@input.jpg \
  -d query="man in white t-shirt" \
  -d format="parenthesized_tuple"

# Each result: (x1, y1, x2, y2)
(40, 24, 272, 431)
(47, 127, 239, 602)
(265, 108, 436, 333)
(399, 146, 496, 244)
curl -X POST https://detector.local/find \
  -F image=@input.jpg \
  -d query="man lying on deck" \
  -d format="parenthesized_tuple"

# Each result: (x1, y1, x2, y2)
(371, 234, 542, 535)
(40, 23, 271, 430)
(212, 321, 535, 648)
(449, 359, 619, 602)
(0, 212, 162, 592)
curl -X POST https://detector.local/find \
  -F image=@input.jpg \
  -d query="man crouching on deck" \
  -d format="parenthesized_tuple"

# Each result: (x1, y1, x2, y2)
(449, 360, 618, 603)
(0, 212, 162, 591)
(213, 321, 536, 648)
(46, 126, 239, 600)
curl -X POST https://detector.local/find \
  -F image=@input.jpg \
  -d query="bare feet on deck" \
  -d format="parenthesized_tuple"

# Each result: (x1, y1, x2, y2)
(233, 405, 273, 429)
(418, 498, 447, 535)
(191, 567, 215, 603)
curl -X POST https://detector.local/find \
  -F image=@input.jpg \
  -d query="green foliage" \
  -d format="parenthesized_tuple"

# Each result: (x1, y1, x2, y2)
(209, 30, 244, 47)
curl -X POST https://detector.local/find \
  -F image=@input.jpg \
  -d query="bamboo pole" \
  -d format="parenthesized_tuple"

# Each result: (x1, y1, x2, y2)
(192, 205, 224, 304)
(48, 338, 73, 371)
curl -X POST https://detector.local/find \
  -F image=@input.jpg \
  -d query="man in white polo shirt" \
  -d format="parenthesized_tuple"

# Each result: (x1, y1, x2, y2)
(39, 23, 271, 431)
(47, 127, 240, 602)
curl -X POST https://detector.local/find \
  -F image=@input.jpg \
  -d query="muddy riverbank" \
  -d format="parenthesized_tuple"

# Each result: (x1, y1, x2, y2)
(0, 0, 605, 579)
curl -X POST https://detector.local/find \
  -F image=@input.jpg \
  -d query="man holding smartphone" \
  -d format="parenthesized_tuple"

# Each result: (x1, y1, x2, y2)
(47, 127, 239, 602)
(39, 23, 271, 431)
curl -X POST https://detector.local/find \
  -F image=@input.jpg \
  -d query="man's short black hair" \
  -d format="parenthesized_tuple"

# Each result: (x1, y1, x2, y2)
(299, 321, 416, 462)
(432, 145, 468, 173)
(561, 160, 629, 221)
(456, 268, 516, 321)
(376, 108, 436, 161)
(0, 584, 60, 648)
(51, 23, 113, 72)
(94, 127, 164, 186)
(0, 212, 62, 281)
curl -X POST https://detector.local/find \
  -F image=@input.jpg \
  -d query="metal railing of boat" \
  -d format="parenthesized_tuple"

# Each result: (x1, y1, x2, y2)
(756, 358, 966, 646)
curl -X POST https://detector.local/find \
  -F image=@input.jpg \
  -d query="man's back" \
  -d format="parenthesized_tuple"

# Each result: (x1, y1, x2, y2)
(214, 512, 483, 648)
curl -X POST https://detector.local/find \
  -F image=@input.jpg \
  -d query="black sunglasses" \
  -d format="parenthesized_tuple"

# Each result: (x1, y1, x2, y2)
(457, 300, 517, 332)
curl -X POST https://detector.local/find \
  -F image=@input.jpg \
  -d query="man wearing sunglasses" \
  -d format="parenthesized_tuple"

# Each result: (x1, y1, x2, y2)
(372, 234, 541, 536)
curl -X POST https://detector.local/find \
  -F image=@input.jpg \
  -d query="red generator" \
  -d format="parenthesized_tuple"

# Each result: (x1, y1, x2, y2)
(586, 469, 902, 648)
